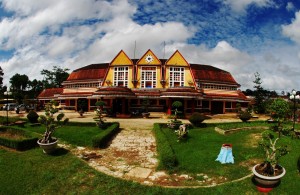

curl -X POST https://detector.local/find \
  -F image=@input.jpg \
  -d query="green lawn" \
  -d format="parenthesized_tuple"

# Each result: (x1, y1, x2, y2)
(0, 120, 299, 194)
(159, 124, 264, 180)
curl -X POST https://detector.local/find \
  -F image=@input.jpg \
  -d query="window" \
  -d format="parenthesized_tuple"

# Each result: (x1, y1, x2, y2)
(141, 67, 156, 88)
(169, 67, 184, 87)
(114, 67, 128, 87)
(225, 102, 232, 108)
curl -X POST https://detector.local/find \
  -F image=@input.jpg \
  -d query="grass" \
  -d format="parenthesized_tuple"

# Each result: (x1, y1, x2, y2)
(158, 124, 264, 180)
(0, 119, 299, 194)
(20, 122, 117, 147)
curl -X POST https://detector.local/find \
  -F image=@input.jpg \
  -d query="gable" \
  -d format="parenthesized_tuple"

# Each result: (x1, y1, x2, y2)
(166, 50, 189, 67)
(137, 49, 161, 65)
(110, 50, 133, 66)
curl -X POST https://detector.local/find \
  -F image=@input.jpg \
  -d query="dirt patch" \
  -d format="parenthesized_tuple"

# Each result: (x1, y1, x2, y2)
(244, 133, 262, 148)
(0, 131, 25, 140)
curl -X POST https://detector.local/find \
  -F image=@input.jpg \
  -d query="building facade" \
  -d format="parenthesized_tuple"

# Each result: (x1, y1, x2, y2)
(38, 49, 249, 116)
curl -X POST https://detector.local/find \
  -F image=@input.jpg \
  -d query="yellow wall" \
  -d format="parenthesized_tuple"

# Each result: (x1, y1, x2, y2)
(136, 65, 163, 88)
(103, 49, 195, 89)
(166, 50, 189, 66)
(164, 66, 195, 88)
(103, 66, 134, 88)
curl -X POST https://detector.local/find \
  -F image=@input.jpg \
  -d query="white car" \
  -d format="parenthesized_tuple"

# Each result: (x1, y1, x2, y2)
(3, 103, 17, 111)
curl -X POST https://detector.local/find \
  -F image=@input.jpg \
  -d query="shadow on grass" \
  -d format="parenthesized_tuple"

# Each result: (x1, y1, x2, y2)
(49, 147, 69, 156)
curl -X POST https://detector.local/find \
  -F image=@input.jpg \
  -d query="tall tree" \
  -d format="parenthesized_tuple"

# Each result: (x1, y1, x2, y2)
(0, 67, 3, 89)
(28, 79, 44, 98)
(41, 66, 69, 88)
(10, 73, 29, 92)
(253, 72, 266, 114)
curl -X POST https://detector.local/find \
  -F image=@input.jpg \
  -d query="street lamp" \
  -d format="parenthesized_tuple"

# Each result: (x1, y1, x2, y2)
(4, 88, 12, 126)
(289, 89, 299, 131)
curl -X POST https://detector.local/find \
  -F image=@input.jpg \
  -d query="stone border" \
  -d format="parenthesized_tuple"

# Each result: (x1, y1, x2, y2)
(215, 126, 269, 135)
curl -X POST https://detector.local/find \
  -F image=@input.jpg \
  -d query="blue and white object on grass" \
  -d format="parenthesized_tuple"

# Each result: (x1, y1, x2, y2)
(216, 144, 234, 164)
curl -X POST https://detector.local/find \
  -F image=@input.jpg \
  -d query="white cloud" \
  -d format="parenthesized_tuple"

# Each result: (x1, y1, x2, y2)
(0, 0, 195, 85)
(282, 11, 300, 44)
(0, 0, 300, 93)
(286, 2, 295, 12)
(222, 0, 274, 13)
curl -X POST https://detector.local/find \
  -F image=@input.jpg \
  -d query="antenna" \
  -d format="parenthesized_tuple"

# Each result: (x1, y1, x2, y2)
(163, 41, 166, 59)
(134, 40, 136, 59)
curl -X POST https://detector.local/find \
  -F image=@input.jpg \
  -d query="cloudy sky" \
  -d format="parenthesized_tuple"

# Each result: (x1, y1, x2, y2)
(0, 0, 300, 92)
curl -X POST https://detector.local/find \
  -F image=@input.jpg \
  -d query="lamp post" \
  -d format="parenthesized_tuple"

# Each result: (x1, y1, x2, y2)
(4, 89, 12, 126)
(289, 89, 299, 131)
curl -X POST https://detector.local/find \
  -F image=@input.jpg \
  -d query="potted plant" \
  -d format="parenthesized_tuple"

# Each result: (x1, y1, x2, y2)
(94, 100, 106, 129)
(252, 98, 290, 190)
(141, 98, 150, 118)
(167, 101, 183, 130)
(77, 99, 87, 117)
(238, 109, 252, 122)
(37, 100, 69, 154)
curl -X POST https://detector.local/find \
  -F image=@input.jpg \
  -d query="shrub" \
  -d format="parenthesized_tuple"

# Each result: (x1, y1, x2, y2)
(92, 123, 120, 148)
(27, 110, 39, 123)
(153, 123, 178, 171)
(0, 128, 38, 150)
(238, 110, 252, 122)
(298, 155, 300, 173)
(189, 112, 208, 127)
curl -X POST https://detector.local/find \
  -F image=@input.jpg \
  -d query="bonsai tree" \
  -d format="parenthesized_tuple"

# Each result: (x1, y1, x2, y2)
(141, 98, 150, 118)
(268, 98, 291, 137)
(258, 130, 288, 176)
(168, 101, 183, 129)
(172, 101, 183, 121)
(38, 100, 69, 144)
(254, 98, 291, 177)
(175, 124, 188, 141)
(94, 100, 106, 129)
(238, 109, 252, 122)
(77, 99, 87, 117)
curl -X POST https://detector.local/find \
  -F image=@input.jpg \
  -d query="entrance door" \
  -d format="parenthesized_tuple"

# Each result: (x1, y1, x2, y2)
(77, 99, 88, 112)
(211, 101, 224, 114)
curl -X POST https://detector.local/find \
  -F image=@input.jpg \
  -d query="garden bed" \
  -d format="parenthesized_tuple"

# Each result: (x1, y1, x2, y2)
(0, 127, 38, 150)
(215, 126, 269, 135)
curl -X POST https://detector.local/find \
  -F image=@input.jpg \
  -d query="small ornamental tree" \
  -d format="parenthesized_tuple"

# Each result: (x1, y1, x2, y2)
(172, 101, 182, 121)
(168, 101, 183, 129)
(38, 100, 69, 143)
(27, 110, 39, 123)
(268, 98, 291, 137)
(257, 98, 291, 176)
(94, 101, 106, 129)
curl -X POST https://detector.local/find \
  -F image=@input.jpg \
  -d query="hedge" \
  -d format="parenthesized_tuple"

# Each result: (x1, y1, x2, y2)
(92, 122, 120, 148)
(153, 123, 178, 171)
(0, 127, 38, 151)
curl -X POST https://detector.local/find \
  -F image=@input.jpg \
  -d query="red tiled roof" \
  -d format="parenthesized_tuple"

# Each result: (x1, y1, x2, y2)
(93, 87, 135, 98)
(204, 90, 249, 101)
(190, 64, 238, 85)
(67, 63, 108, 81)
(161, 87, 202, 98)
(59, 92, 94, 97)
(37, 88, 63, 99)
(132, 89, 161, 98)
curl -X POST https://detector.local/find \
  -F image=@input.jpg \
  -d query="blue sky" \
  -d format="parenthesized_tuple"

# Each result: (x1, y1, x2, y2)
(0, 0, 300, 92)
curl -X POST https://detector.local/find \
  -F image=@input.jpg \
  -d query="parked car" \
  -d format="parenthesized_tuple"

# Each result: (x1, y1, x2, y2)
(15, 104, 34, 113)
(3, 103, 17, 111)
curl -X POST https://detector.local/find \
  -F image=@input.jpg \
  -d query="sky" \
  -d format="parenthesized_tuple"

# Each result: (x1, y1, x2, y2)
(0, 0, 300, 93)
